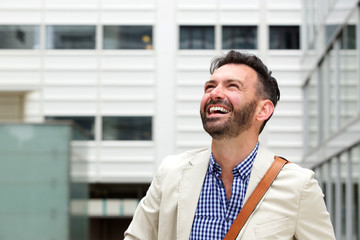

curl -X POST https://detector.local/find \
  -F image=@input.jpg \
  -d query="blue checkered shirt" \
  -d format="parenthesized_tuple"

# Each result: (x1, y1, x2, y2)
(189, 142, 259, 240)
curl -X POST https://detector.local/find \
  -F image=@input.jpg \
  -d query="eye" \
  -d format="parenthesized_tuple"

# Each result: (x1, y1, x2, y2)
(229, 83, 239, 89)
(204, 84, 215, 92)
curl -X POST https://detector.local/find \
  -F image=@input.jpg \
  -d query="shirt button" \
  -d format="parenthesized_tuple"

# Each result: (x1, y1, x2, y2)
(226, 218, 230, 222)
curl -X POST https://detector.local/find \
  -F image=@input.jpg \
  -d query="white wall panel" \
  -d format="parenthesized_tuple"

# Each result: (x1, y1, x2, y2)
(101, 86, 154, 97)
(0, 71, 41, 85)
(102, 10, 155, 24)
(23, 101, 42, 121)
(44, 0, 98, 8)
(220, 10, 260, 24)
(266, 0, 301, 9)
(43, 86, 97, 99)
(219, 0, 259, 8)
(270, 114, 302, 128)
(44, 11, 98, 24)
(100, 101, 154, 115)
(44, 71, 98, 85)
(177, 85, 203, 96)
(24, 91, 41, 101)
(102, 0, 155, 8)
(44, 55, 97, 69)
(0, 0, 42, 8)
(178, 0, 216, 6)
(177, 55, 213, 70)
(0, 55, 41, 69)
(267, 52, 301, 66)
(71, 143, 97, 161)
(101, 55, 155, 69)
(99, 143, 154, 158)
(177, 71, 210, 85)
(177, 131, 211, 142)
(43, 101, 97, 114)
(0, 11, 42, 24)
(101, 71, 155, 84)
(177, 11, 217, 24)
(275, 100, 302, 114)
(267, 11, 301, 25)
(177, 101, 201, 114)
(177, 115, 202, 127)
(267, 130, 302, 143)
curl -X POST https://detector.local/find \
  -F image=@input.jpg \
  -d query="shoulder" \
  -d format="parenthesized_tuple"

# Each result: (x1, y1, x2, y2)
(159, 147, 211, 171)
(256, 144, 316, 189)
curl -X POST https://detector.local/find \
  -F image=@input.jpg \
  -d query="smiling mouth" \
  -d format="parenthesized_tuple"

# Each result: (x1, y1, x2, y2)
(208, 106, 231, 115)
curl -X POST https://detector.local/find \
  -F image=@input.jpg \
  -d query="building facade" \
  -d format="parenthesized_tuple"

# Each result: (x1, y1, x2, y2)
(0, 0, 304, 238)
(302, 0, 360, 239)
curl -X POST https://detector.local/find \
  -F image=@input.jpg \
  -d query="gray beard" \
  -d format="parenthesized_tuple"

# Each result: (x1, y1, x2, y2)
(201, 99, 257, 140)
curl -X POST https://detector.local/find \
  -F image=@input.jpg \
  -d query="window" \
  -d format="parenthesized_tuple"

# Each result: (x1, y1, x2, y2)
(340, 25, 356, 50)
(103, 25, 153, 49)
(179, 26, 215, 49)
(102, 116, 152, 141)
(222, 26, 257, 49)
(0, 25, 39, 49)
(269, 26, 300, 49)
(46, 25, 96, 49)
(45, 116, 95, 140)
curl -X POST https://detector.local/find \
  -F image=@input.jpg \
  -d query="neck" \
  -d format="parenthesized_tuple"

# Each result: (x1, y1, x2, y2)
(211, 132, 258, 173)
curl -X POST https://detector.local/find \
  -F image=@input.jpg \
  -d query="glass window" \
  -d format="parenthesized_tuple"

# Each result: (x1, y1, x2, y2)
(102, 116, 152, 141)
(0, 25, 40, 49)
(340, 25, 356, 50)
(103, 25, 153, 50)
(45, 116, 95, 140)
(269, 25, 300, 49)
(222, 26, 257, 49)
(46, 25, 96, 49)
(179, 26, 215, 49)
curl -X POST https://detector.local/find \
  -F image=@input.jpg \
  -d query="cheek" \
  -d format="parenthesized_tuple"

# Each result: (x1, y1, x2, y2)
(200, 95, 209, 110)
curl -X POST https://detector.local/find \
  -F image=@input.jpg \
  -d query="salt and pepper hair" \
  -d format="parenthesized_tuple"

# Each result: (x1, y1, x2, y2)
(209, 50, 280, 134)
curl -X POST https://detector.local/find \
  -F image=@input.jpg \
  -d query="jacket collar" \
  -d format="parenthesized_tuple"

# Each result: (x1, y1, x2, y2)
(177, 148, 211, 240)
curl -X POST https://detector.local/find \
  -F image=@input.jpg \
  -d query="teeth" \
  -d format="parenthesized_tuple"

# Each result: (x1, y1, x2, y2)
(209, 106, 230, 114)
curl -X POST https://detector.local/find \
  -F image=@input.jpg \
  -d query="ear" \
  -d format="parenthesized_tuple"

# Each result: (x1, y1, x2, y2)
(256, 99, 274, 122)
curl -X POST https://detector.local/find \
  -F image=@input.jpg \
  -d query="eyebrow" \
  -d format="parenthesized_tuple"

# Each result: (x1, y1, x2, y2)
(205, 79, 245, 87)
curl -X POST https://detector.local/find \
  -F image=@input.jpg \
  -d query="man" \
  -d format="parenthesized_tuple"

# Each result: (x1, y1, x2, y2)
(124, 50, 335, 239)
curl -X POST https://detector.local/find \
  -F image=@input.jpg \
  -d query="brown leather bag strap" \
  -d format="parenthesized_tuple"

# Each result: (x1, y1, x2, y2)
(223, 156, 289, 240)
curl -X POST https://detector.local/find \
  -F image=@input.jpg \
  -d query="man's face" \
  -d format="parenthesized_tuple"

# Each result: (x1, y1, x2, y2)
(200, 63, 260, 140)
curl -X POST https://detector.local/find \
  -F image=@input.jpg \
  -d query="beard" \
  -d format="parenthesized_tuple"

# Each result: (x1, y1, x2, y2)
(200, 99, 257, 140)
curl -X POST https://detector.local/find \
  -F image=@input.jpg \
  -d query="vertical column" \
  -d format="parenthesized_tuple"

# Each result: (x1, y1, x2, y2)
(357, 5, 360, 113)
(345, 150, 353, 240)
(317, 67, 323, 143)
(334, 41, 341, 130)
(335, 156, 342, 240)
(325, 160, 333, 223)
(302, 85, 309, 153)
(154, 0, 176, 168)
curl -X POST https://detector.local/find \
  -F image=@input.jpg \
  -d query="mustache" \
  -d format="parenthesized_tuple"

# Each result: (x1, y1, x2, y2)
(204, 99, 233, 111)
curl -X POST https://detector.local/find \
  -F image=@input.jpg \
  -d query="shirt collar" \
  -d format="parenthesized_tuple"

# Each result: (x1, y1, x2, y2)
(209, 142, 259, 180)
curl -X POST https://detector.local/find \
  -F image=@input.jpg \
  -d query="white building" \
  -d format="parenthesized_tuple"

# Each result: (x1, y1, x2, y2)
(0, 0, 304, 238)
(301, 0, 360, 239)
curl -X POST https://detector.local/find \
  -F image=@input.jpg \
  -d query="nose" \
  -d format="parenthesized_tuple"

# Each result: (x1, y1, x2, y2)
(210, 85, 225, 100)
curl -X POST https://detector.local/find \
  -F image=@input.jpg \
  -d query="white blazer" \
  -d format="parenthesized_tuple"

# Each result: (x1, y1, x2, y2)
(124, 144, 335, 240)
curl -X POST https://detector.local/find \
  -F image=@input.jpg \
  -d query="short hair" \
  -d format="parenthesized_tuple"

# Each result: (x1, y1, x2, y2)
(209, 50, 280, 134)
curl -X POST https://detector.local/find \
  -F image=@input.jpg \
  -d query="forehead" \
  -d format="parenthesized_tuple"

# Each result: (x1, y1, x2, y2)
(210, 63, 258, 84)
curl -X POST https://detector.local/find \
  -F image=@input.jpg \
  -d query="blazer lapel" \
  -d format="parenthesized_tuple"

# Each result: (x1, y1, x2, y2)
(177, 149, 211, 240)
